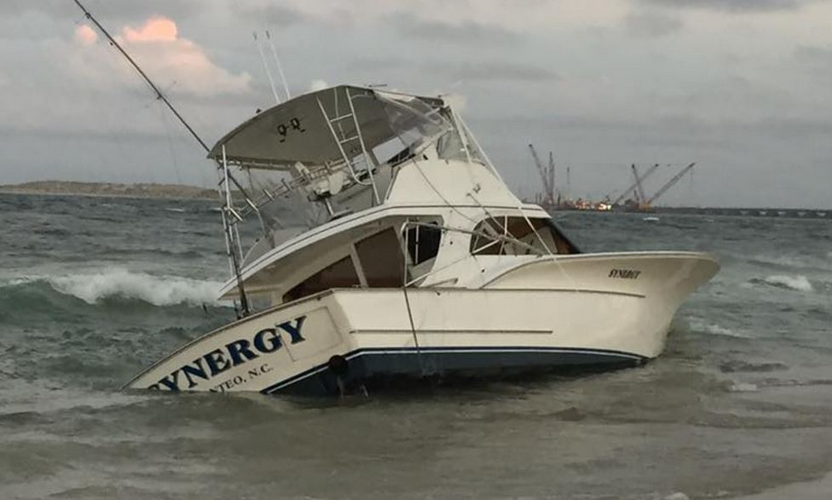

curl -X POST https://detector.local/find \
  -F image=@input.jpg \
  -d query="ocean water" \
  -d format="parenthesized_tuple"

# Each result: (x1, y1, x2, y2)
(1, 193, 831, 499)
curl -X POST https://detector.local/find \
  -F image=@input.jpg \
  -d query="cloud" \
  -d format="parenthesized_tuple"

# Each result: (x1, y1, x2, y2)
(392, 14, 522, 45)
(74, 25, 98, 45)
(73, 16, 252, 98)
(122, 17, 178, 43)
(641, 0, 807, 12)
(624, 11, 684, 37)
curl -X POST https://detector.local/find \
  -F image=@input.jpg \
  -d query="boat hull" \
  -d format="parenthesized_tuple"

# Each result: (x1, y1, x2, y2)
(126, 252, 718, 396)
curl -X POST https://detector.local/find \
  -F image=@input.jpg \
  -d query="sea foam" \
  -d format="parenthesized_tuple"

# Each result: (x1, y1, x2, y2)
(688, 318, 750, 338)
(756, 274, 814, 292)
(27, 269, 225, 306)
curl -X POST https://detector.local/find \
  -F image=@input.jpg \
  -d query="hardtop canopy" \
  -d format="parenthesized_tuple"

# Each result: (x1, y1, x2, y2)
(208, 85, 447, 168)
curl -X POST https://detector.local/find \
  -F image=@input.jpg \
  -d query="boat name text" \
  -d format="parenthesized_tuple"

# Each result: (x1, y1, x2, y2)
(608, 269, 642, 280)
(147, 316, 307, 391)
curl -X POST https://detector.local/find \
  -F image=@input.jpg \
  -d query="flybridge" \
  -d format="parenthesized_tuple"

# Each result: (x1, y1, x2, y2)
(209, 86, 446, 168)
(208, 85, 492, 227)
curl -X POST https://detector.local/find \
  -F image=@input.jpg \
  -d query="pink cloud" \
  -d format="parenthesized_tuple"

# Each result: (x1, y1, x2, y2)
(75, 25, 98, 45)
(79, 16, 252, 97)
(122, 16, 178, 43)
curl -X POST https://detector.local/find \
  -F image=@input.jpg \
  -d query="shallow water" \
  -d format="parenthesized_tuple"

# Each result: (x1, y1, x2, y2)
(1, 193, 831, 499)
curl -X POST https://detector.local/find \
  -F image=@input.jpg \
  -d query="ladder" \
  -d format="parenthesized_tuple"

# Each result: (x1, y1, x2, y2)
(317, 88, 380, 204)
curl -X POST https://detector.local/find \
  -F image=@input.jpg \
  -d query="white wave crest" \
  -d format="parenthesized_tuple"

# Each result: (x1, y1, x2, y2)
(688, 318, 750, 338)
(750, 254, 807, 268)
(728, 382, 759, 393)
(43, 269, 225, 306)
(758, 274, 814, 292)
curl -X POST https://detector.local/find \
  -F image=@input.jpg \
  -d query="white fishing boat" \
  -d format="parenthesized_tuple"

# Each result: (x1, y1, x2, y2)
(122, 85, 720, 395)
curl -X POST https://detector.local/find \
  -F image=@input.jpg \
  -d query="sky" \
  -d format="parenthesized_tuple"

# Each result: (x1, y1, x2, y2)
(1, 0, 832, 208)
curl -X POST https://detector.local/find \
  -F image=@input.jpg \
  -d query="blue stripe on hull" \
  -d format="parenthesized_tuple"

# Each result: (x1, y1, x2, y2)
(260, 347, 648, 397)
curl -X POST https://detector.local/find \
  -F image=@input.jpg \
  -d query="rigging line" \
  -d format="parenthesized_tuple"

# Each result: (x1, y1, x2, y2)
(409, 157, 477, 225)
(157, 103, 183, 185)
(455, 115, 551, 254)
(401, 222, 541, 288)
(456, 114, 583, 293)
(245, 168, 270, 236)
(381, 105, 482, 228)
(401, 221, 426, 376)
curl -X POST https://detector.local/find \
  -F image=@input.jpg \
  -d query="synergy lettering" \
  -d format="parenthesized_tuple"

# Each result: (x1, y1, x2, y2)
(148, 316, 306, 391)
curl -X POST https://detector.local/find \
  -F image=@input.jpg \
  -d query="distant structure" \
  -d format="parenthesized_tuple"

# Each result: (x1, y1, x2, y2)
(526, 144, 611, 211)
(615, 163, 696, 212)
(527, 144, 556, 208)
(523, 145, 696, 213)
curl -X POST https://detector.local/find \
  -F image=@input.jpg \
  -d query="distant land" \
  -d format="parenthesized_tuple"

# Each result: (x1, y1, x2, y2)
(0, 181, 828, 219)
(0, 181, 216, 200)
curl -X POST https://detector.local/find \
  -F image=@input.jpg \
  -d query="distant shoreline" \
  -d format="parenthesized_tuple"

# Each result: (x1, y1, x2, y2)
(0, 189, 219, 201)
(1, 181, 828, 216)
(0, 181, 218, 201)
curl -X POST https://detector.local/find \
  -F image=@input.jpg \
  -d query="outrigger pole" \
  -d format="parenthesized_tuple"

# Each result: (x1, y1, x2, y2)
(72, 0, 251, 317)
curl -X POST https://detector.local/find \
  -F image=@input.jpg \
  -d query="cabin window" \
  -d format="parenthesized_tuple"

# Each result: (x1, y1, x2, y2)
(404, 222, 442, 265)
(401, 221, 443, 283)
(435, 126, 485, 164)
(470, 217, 577, 255)
(283, 256, 360, 303)
(355, 229, 405, 287)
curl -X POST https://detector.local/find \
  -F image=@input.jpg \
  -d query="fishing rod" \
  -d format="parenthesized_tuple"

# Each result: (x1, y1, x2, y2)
(71, 0, 252, 317)
(73, 0, 210, 153)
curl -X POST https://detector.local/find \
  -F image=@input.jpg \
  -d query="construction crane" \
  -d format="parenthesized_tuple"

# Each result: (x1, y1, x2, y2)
(632, 164, 647, 204)
(611, 163, 660, 206)
(646, 162, 696, 205)
(548, 151, 556, 204)
(528, 144, 555, 206)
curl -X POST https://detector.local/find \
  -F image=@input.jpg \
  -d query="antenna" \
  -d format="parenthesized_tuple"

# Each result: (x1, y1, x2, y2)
(253, 31, 281, 105)
(266, 30, 291, 101)
(72, 0, 209, 153)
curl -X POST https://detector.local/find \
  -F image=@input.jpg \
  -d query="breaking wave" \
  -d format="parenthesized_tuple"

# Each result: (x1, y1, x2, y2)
(7, 269, 225, 307)
(751, 274, 814, 292)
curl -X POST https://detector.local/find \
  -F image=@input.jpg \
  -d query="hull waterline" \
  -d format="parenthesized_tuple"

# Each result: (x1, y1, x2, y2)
(126, 251, 719, 396)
